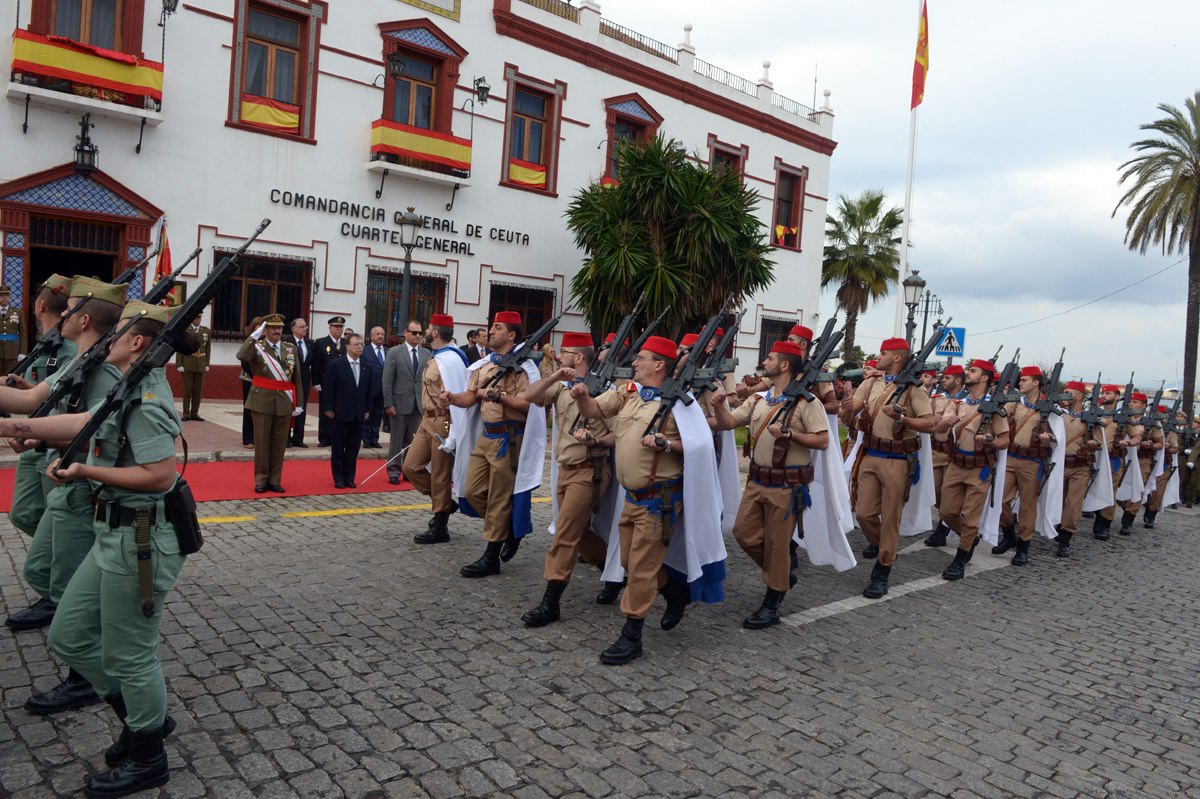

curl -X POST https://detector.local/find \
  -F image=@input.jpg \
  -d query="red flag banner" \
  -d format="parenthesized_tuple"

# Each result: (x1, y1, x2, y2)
(911, 1, 929, 109)
(155, 219, 171, 279)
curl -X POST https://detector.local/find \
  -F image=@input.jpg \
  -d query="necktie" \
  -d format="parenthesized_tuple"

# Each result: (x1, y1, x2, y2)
(411, 346, 419, 376)
(352, 360, 359, 385)
(300, 340, 306, 360)
(376, 345, 383, 364)
(273, 344, 280, 359)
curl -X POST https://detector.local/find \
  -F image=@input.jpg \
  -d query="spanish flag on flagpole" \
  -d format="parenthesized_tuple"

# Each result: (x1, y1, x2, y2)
(911, 0, 929, 109)
(154, 217, 172, 279)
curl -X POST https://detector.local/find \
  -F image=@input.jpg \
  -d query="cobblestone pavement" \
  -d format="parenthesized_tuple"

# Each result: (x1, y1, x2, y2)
(3, 484, 1200, 798)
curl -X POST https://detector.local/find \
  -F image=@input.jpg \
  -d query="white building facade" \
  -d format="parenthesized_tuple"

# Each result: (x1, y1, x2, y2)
(1, 0, 836, 388)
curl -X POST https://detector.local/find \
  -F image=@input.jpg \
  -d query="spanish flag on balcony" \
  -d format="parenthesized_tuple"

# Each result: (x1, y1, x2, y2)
(370, 119, 471, 171)
(240, 94, 300, 133)
(10, 28, 163, 100)
(507, 158, 547, 189)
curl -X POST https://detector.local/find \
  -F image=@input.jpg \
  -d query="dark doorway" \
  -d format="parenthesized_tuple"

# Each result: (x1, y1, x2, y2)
(488, 283, 555, 345)
(27, 246, 118, 338)
(365, 270, 447, 337)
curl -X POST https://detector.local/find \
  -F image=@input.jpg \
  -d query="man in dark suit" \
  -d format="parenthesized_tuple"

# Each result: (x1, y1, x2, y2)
(285, 317, 314, 447)
(383, 319, 431, 483)
(462, 328, 480, 364)
(321, 333, 380, 488)
(361, 325, 388, 448)
(311, 316, 346, 446)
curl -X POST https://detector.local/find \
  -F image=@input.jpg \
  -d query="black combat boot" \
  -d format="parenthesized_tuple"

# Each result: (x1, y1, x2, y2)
(1011, 538, 1031, 566)
(789, 539, 800, 571)
(861, 543, 879, 559)
(992, 523, 1018, 555)
(1081, 510, 1095, 519)
(85, 724, 169, 798)
(1143, 509, 1157, 529)
(414, 511, 450, 544)
(24, 668, 100, 715)
(659, 580, 691, 631)
(102, 694, 176, 768)
(942, 547, 971, 581)
(743, 589, 785, 629)
(964, 535, 982, 562)
(862, 563, 892, 599)
(1093, 514, 1111, 541)
(5, 597, 56, 631)
(1056, 531, 1073, 558)
(460, 541, 503, 578)
(521, 581, 567, 628)
(924, 521, 949, 547)
(595, 579, 625, 605)
(499, 535, 521, 562)
(599, 617, 644, 665)
(1119, 510, 1136, 536)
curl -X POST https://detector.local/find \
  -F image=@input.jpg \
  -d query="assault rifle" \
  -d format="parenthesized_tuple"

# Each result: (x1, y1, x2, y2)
(1034, 348, 1067, 488)
(580, 290, 645, 397)
(482, 304, 573, 391)
(643, 300, 730, 436)
(27, 246, 204, 419)
(988, 345, 1003, 365)
(776, 315, 844, 435)
(977, 347, 1021, 430)
(54, 219, 271, 470)
(888, 317, 954, 411)
(1080, 372, 1108, 437)
(1112, 373, 1137, 429)
(609, 305, 670, 382)
(688, 309, 746, 398)
(1142, 380, 1167, 475)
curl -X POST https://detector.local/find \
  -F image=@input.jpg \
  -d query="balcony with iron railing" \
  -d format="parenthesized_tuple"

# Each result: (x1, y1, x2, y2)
(367, 118, 472, 187)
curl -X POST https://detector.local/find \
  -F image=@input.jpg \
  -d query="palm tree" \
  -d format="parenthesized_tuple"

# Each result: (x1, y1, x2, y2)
(1114, 91, 1200, 419)
(565, 135, 775, 338)
(821, 190, 903, 359)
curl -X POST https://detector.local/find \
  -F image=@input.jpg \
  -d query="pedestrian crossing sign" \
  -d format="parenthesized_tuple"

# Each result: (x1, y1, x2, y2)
(934, 327, 965, 357)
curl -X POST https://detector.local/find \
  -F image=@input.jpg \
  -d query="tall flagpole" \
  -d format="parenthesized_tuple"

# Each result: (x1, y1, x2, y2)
(893, 0, 927, 336)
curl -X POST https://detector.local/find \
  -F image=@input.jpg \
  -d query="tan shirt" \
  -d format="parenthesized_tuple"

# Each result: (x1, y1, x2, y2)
(421, 356, 445, 411)
(595, 383, 683, 489)
(1004, 400, 1041, 447)
(1061, 413, 1092, 457)
(853, 376, 933, 443)
(467, 360, 530, 425)
(946, 398, 1010, 454)
(541, 381, 611, 466)
(729, 392, 827, 467)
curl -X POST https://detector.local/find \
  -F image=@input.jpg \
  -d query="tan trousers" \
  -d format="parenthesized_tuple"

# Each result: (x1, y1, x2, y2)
(464, 433, 521, 542)
(1100, 457, 1122, 521)
(1147, 463, 1173, 512)
(733, 480, 799, 592)
(1000, 457, 1041, 541)
(940, 462, 991, 551)
(403, 416, 455, 513)
(854, 454, 908, 566)
(1059, 464, 1091, 534)
(252, 411, 290, 487)
(933, 462, 946, 508)
(182, 371, 205, 417)
(544, 466, 610, 582)
(617, 501, 676, 619)
(1118, 458, 1154, 512)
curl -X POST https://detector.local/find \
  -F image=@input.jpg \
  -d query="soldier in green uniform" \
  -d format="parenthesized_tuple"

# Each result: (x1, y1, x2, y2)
(175, 313, 211, 421)
(0, 284, 27, 375)
(237, 313, 304, 492)
(0, 300, 188, 798)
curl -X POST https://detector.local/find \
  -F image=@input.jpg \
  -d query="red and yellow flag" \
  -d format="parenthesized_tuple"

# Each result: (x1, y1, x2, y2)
(240, 94, 300, 133)
(507, 158, 547, 189)
(370, 119, 472, 171)
(911, 1, 929, 109)
(155, 218, 172, 279)
(10, 29, 164, 100)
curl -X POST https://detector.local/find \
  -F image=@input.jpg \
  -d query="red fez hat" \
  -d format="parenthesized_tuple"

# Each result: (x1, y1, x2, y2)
(714, 328, 724, 338)
(494, 310, 522, 326)
(943, 364, 965, 376)
(790, 324, 813, 342)
(922, 369, 937, 376)
(1157, 404, 1169, 413)
(430, 313, 453, 327)
(680, 333, 700, 347)
(1020, 366, 1043, 378)
(642, 336, 678, 360)
(771, 340, 804, 357)
(1131, 392, 1148, 402)
(1101, 384, 1121, 393)
(1065, 380, 1087, 392)
(561, 332, 593, 348)
(865, 359, 878, 368)
(603, 333, 616, 344)
(880, 337, 909, 352)
(969, 358, 996, 375)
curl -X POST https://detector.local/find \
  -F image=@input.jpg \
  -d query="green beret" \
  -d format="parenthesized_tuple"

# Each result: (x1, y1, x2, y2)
(120, 300, 172, 325)
(68, 275, 127, 307)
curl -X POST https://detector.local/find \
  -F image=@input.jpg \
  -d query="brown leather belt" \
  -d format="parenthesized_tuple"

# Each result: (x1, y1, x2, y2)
(1064, 453, 1093, 469)
(748, 463, 814, 487)
(627, 481, 680, 501)
(931, 438, 953, 454)
(424, 409, 449, 418)
(560, 460, 597, 473)
(483, 420, 523, 434)
(949, 448, 996, 469)
(862, 431, 921, 454)
(1009, 442, 1051, 459)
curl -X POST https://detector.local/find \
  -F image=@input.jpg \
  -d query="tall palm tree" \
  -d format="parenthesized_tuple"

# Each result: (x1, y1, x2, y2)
(1114, 91, 1200, 418)
(822, 190, 903, 359)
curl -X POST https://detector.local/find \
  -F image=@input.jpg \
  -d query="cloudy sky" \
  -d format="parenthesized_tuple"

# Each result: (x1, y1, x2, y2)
(600, 0, 1199, 388)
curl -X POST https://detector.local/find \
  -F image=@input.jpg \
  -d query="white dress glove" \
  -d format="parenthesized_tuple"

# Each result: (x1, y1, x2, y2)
(251, 321, 268, 340)
(291, 407, 304, 417)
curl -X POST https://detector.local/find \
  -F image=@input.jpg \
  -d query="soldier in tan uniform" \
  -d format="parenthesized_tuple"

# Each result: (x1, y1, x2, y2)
(0, 285, 27, 375)
(572, 335, 692, 665)
(519, 332, 616, 627)
(1120, 392, 1161, 534)
(404, 313, 468, 544)
(175, 314, 211, 421)
(443, 311, 532, 578)
(236, 314, 304, 492)
(935, 358, 1011, 580)
(710, 340, 828, 628)
(925, 364, 966, 547)
(1093, 383, 1133, 539)
(1142, 404, 1179, 528)
(840, 337, 935, 599)
(991, 366, 1056, 565)
(1055, 381, 1102, 557)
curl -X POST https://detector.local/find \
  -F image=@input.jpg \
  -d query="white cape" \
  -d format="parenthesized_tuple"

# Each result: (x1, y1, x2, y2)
(899, 434, 937, 536)
(433, 348, 468, 454)
(1162, 463, 1181, 508)
(1114, 450, 1145, 503)
(796, 412, 857, 572)
(1082, 428, 1115, 512)
(716, 429, 741, 534)
(1030, 413, 1067, 539)
(1141, 447, 1166, 504)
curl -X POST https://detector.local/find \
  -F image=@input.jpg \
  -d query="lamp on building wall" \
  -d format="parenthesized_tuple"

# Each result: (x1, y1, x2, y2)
(73, 113, 99, 173)
(397, 208, 425, 324)
(473, 76, 490, 105)
(386, 51, 405, 80)
(160, 0, 179, 25)
(901, 269, 926, 347)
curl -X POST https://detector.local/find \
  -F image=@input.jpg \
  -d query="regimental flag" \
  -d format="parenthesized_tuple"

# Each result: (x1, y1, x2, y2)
(370, 119, 472, 171)
(774, 224, 798, 244)
(11, 28, 164, 100)
(154, 217, 172, 279)
(240, 94, 300, 133)
(911, 0, 929, 109)
(507, 158, 547, 189)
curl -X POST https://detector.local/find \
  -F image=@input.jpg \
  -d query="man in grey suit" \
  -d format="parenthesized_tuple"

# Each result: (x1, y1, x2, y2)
(384, 319, 431, 484)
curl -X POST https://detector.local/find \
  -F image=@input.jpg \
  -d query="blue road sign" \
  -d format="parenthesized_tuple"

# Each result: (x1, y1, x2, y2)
(934, 327, 966, 357)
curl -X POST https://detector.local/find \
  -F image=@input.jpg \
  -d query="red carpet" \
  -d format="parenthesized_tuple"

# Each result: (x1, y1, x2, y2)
(0, 459, 416, 513)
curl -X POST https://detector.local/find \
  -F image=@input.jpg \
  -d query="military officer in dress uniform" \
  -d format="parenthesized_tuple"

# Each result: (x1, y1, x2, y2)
(840, 337, 936, 599)
(0, 284, 27, 375)
(175, 313, 211, 421)
(991, 366, 1056, 565)
(312, 316, 347, 446)
(237, 314, 304, 493)
(925, 364, 966, 547)
(1056, 380, 1102, 557)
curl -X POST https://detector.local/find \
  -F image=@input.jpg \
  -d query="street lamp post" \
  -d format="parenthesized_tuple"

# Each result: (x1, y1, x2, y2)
(902, 270, 926, 347)
(918, 289, 943, 350)
(396, 208, 424, 326)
